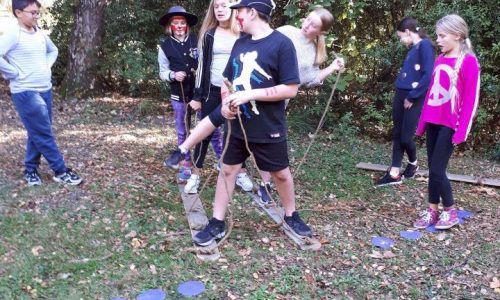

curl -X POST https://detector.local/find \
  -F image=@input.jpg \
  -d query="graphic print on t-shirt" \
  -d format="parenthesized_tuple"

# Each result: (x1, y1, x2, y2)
(427, 64, 453, 107)
(231, 51, 272, 116)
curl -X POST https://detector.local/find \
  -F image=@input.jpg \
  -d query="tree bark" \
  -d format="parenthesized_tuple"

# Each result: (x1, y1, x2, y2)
(62, 0, 107, 98)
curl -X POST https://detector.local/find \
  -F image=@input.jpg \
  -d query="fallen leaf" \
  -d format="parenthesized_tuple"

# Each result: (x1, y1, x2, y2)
(383, 251, 396, 258)
(31, 246, 43, 257)
(304, 273, 315, 285)
(436, 233, 446, 241)
(368, 250, 383, 259)
(131, 238, 142, 249)
(149, 264, 157, 275)
(125, 230, 137, 238)
(490, 277, 500, 289)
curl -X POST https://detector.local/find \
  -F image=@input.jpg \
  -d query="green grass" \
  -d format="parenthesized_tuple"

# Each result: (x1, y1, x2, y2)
(0, 94, 498, 299)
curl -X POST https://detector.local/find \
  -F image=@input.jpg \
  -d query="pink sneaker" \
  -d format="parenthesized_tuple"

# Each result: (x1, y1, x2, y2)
(413, 208, 439, 229)
(435, 208, 459, 229)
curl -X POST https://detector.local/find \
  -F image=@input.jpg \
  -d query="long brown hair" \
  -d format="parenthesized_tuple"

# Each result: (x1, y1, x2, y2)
(197, 0, 239, 50)
(311, 7, 334, 65)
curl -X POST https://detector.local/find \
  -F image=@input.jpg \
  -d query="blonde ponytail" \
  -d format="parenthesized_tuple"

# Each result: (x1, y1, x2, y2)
(315, 35, 327, 65)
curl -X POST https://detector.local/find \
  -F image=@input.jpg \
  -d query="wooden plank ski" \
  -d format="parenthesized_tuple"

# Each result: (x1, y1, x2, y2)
(178, 184, 220, 261)
(247, 191, 321, 251)
(356, 162, 500, 187)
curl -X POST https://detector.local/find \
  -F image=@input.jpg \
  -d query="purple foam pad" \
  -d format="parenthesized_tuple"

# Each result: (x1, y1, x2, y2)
(457, 210, 474, 219)
(371, 236, 395, 249)
(136, 289, 166, 300)
(177, 280, 205, 297)
(400, 230, 423, 240)
(425, 224, 443, 233)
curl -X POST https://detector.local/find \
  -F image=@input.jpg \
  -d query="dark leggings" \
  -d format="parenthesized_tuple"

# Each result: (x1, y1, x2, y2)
(426, 124, 455, 207)
(391, 89, 424, 168)
(193, 85, 223, 169)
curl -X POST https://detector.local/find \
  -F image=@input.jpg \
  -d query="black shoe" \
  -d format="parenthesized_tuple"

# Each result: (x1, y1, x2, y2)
(402, 163, 419, 179)
(284, 211, 312, 237)
(24, 169, 42, 186)
(53, 168, 83, 185)
(193, 218, 226, 246)
(257, 182, 272, 204)
(375, 172, 402, 187)
(163, 149, 183, 169)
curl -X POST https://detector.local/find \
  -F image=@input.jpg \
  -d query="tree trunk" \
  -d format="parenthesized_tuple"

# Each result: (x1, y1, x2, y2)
(62, 0, 107, 99)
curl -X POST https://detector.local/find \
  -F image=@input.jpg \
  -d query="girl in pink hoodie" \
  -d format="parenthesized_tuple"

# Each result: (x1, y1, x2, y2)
(414, 14, 480, 230)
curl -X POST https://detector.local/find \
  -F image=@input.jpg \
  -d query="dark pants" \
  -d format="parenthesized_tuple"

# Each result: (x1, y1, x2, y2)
(426, 124, 455, 207)
(193, 85, 223, 168)
(391, 89, 424, 168)
(11, 89, 67, 174)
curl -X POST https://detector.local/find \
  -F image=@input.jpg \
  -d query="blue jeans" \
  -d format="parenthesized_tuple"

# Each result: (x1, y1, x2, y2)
(11, 90, 66, 174)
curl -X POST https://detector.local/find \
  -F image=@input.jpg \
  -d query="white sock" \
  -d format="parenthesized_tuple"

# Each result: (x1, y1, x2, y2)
(179, 145, 188, 154)
(408, 160, 417, 165)
(389, 169, 399, 177)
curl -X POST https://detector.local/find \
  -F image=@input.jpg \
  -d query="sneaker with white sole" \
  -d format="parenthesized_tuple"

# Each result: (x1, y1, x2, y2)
(193, 217, 226, 246)
(375, 172, 402, 187)
(413, 208, 439, 229)
(184, 174, 200, 194)
(24, 169, 42, 186)
(236, 172, 253, 192)
(403, 163, 419, 179)
(435, 208, 459, 229)
(257, 182, 273, 204)
(53, 168, 83, 186)
(284, 211, 312, 237)
(177, 161, 192, 182)
(164, 148, 183, 169)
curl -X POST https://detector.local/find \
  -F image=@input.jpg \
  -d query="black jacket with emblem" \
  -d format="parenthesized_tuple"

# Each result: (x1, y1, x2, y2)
(160, 34, 198, 102)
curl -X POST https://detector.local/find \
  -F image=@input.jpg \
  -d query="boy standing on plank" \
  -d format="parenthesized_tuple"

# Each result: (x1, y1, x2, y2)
(194, 0, 312, 246)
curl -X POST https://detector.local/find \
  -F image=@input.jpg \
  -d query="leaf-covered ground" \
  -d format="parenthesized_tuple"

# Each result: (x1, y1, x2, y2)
(0, 84, 499, 299)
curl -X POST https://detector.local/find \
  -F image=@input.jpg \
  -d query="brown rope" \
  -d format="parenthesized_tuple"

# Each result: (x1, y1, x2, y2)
(294, 68, 343, 176)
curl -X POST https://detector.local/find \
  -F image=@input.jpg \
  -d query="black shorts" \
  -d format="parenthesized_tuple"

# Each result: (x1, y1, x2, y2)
(208, 103, 225, 127)
(222, 135, 289, 172)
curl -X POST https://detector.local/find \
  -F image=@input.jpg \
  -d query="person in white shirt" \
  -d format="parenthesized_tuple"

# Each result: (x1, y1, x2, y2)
(0, 0, 82, 186)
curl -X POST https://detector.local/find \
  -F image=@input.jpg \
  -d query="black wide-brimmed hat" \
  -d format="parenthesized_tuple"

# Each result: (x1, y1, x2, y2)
(159, 6, 198, 27)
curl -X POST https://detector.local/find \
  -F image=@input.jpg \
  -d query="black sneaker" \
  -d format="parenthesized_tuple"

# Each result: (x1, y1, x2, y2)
(24, 169, 42, 186)
(193, 218, 226, 246)
(53, 168, 83, 186)
(375, 172, 402, 187)
(257, 182, 273, 204)
(402, 163, 419, 179)
(284, 211, 312, 237)
(163, 149, 183, 169)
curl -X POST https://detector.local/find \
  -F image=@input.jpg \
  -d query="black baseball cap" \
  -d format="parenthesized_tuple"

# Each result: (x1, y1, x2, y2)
(229, 0, 276, 17)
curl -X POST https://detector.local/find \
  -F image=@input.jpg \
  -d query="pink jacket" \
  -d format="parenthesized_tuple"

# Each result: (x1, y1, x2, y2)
(416, 54, 480, 144)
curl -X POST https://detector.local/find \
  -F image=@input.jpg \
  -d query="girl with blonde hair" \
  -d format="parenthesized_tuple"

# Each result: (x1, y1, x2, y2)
(414, 14, 480, 229)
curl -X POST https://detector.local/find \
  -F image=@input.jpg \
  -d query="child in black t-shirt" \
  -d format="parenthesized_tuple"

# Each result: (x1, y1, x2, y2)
(193, 0, 312, 246)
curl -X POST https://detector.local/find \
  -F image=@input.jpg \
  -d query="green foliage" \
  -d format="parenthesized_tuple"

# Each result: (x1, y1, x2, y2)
(48, 0, 498, 150)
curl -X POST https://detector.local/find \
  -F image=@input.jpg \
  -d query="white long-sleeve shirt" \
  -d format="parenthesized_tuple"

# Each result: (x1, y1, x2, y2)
(0, 24, 58, 93)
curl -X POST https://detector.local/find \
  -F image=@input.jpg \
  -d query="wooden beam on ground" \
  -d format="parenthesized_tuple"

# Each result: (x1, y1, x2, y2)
(356, 162, 500, 187)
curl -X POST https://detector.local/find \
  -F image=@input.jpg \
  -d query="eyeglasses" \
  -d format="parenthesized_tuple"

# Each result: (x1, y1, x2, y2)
(22, 10, 42, 17)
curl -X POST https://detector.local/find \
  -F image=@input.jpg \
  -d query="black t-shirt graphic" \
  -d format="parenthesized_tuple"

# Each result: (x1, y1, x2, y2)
(223, 31, 300, 143)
